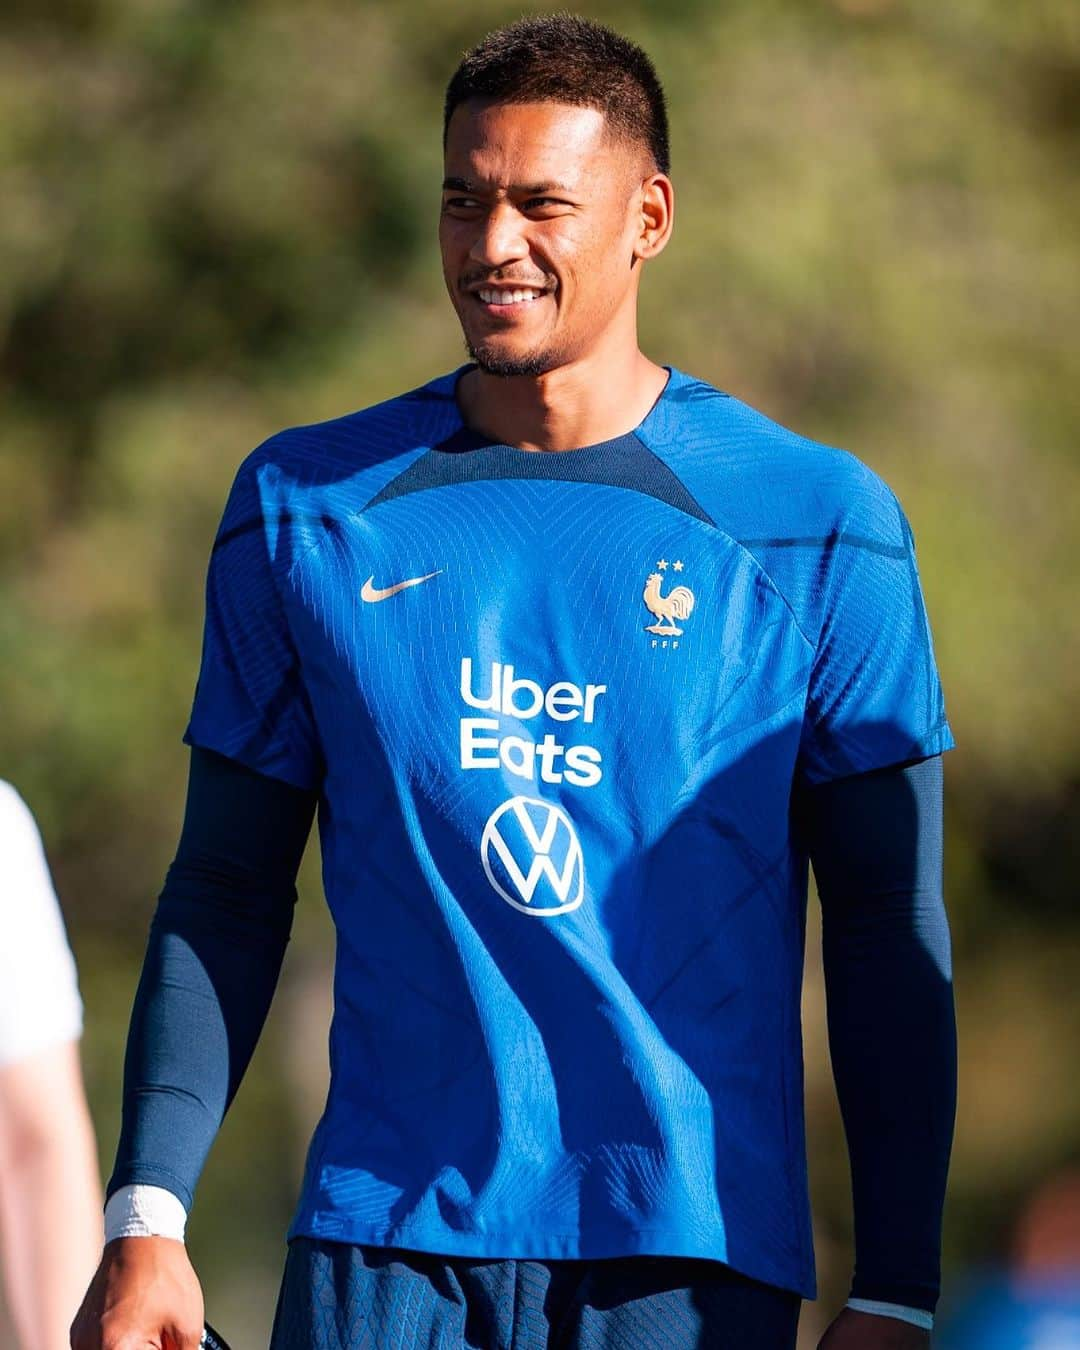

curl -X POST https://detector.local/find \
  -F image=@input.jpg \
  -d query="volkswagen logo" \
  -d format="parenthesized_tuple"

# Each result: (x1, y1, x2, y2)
(480, 796, 585, 917)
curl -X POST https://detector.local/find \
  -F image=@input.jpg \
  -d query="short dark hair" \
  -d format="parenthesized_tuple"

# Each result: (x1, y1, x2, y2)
(444, 14, 669, 176)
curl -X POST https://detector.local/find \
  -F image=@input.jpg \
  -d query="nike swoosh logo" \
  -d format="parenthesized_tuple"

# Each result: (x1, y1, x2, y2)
(360, 571, 442, 603)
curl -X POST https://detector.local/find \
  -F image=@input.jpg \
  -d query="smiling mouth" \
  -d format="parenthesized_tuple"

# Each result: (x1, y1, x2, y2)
(465, 278, 557, 317)
(476, 286, 547, 306)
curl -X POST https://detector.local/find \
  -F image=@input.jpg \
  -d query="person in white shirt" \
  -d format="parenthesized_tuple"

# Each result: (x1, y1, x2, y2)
(0, 780, 102, 1350)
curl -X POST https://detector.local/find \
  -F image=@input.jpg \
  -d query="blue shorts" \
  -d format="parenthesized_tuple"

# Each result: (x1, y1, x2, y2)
(268, 1239, 802, 1349)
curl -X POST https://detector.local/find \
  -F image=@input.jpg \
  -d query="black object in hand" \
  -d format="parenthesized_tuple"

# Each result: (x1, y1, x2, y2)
(201, 1324, 231, 1350)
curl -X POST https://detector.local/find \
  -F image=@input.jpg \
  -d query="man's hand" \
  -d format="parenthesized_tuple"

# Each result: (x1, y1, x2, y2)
(818, 1307, 932, 1349)
(70, 1237, 204, 1350)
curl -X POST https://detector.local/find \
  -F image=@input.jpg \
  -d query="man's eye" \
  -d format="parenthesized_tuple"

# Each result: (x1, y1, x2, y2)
(443, 197, 481, 211)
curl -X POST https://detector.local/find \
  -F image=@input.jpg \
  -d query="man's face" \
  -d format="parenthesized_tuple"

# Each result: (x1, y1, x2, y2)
(440, 100, 650, 377)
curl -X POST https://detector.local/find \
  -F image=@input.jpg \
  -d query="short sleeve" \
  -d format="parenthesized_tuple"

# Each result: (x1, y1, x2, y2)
(0, 783, 83, 1067)
(184, 456, 323, 791)
(798, 482, 954, 784)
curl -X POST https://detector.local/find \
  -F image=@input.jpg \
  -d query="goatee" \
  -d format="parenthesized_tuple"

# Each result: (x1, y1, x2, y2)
(466, 341, 557, 379)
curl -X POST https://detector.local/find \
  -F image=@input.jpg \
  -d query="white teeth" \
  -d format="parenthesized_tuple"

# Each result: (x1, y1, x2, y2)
(478, 288, 542, 305)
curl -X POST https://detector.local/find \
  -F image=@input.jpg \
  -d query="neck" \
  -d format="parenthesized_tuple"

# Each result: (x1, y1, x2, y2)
(456, 346, 669, 452)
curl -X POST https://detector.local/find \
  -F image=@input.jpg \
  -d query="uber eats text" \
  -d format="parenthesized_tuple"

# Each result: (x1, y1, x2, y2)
(459, 658, 606, 788)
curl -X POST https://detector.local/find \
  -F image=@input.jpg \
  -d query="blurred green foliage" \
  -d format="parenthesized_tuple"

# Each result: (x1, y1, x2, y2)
(0, 0, 1077, 1344)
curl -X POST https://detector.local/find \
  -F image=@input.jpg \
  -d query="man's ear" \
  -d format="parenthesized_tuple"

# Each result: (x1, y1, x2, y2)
(634, 173, 674, 262)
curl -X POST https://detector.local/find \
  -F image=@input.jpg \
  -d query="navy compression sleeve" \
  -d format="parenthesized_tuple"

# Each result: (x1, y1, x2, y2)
(803, 754, 956, 1314)
(107, 747, 317, 1209)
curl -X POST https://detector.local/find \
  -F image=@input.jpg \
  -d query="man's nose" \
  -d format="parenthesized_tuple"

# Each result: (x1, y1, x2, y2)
(468, 203, 529, 268)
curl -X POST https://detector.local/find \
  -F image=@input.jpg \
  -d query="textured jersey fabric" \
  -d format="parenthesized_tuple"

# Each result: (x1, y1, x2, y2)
(0, 781, 83, 1066)
(184, 365, 953, 1298)
(109, 749, 952, 1318)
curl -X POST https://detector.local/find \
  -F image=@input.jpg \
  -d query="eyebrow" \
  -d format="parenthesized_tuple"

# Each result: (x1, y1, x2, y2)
(441, 176, 576, 195)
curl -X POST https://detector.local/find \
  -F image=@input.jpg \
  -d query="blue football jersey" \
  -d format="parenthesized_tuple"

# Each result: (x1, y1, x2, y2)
(185, 365, 953, 1298)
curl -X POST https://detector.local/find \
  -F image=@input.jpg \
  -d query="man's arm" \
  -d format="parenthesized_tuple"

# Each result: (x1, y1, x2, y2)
(0, 781, 102, 1349)
(71, 746, 316, 1350)
(802, 755, 957, 1348)
(0, 1041, 103, 1350)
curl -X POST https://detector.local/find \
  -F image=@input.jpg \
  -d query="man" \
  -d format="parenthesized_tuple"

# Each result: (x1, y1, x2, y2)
(72, 16, 956, 1350)
(0, 780, 103, 1348)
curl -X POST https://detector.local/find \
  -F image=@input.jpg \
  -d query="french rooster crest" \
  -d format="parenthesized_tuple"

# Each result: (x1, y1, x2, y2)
(643, 571, 695, 636)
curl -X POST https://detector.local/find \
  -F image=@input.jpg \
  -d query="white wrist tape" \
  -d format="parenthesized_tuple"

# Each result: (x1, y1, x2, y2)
(104, 1183, 188, 1243)
(847, 1298, 934, 1331)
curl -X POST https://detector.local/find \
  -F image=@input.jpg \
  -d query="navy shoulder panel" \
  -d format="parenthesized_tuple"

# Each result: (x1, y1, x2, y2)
(363, 427, 715, 526)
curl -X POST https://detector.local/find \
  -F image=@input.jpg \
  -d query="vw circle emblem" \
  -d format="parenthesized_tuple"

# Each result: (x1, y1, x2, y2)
(480, 796, 585, 917)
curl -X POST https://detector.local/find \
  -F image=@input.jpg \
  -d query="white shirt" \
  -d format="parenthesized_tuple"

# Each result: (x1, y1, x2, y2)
(0, 781, 83, 1066)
